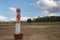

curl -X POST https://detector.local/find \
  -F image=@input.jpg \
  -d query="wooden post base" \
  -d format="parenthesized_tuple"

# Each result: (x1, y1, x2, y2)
(14, 33, 23, 40)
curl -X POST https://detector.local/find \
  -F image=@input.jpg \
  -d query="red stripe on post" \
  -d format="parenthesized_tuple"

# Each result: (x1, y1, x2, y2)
(17, 14, 20, 20)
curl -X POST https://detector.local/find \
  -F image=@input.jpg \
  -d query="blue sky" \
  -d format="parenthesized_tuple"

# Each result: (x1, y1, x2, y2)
(0, 0, 60, 21)
(0, 0, 41, 18)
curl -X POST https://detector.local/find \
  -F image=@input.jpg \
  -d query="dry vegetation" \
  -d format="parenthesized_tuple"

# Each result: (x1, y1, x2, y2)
(0, 22, 60, 40)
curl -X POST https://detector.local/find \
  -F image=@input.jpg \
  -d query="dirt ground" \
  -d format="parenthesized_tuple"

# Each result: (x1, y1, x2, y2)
(0, 23, 60, 40)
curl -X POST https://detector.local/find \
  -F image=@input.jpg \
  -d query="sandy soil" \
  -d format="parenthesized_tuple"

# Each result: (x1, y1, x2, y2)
(0, 24, 60, 40)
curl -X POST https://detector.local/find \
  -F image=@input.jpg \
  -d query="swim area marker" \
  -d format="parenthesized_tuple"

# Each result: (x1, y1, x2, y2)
(14, 8, 23, 40)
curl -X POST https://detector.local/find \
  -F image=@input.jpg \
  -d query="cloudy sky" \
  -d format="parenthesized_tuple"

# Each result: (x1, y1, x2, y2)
(0, 0, 60, 21)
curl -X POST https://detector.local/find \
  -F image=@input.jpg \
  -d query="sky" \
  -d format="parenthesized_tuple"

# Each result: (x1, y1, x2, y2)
(0, 0, 60, 21)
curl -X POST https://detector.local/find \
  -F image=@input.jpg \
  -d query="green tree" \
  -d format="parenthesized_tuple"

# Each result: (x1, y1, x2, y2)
(27, 18, 32, 23)
(33, 16, 41, 22)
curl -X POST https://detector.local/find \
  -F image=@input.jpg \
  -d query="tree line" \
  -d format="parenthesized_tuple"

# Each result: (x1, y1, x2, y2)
(27, 16, 60, 23)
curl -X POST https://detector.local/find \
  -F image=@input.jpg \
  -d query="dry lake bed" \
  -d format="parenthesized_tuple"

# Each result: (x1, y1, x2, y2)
(0, 22, 60, 40)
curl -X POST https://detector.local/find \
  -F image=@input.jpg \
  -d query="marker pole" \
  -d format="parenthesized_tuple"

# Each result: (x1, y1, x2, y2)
(14, 9, 23, 40)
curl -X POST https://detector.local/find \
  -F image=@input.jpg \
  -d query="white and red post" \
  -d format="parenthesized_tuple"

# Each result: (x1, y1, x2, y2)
(14, 8, 23, 40)
(15, 9, 21, 34)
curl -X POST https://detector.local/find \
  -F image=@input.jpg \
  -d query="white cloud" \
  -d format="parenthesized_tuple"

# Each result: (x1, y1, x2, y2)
(35, 0, 57, 9)
(48, 13, 55, 17)
(0, 15, 31, 21)
(9, 7, 16, 13)
(9, 18, 16, 21)
(21, 17, 30, 21)
(0, 15, 8, 21)
(35, 0, 60, 15)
